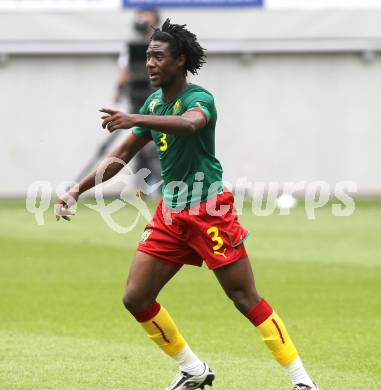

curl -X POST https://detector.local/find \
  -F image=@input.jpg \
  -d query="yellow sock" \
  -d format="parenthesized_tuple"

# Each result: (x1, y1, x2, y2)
(133, 302, 186, 357)
(257, 311, 298, 365)
(246, 298, 298, 366)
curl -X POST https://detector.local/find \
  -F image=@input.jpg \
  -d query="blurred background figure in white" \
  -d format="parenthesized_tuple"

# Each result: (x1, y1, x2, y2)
(114, 9, 161, 191)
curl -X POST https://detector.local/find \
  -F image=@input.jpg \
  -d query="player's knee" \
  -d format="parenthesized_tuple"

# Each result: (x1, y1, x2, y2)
(228, 288, 261, 314)
(122, 290, 151, 313)
(123, 291, 142, 313)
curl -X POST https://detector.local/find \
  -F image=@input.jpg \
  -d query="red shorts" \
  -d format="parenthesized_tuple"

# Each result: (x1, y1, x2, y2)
(137, 189, 249, 269)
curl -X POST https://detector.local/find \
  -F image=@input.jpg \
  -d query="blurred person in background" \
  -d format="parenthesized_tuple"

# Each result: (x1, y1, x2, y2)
(115, 9, 161, 189)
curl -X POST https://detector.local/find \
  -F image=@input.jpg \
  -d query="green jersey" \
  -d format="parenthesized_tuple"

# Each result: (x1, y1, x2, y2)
(132, 84, 223, 209)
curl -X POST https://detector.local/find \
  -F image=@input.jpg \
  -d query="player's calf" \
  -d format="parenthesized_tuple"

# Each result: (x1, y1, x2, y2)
(214, 258, 318, 388)
(246, 298, 318, 389)
(128, 301, 210, 388)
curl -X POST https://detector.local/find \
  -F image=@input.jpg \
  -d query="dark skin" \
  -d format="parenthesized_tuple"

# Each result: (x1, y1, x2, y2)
(100, 41, 206, 136)
(57, 39, 261, 316)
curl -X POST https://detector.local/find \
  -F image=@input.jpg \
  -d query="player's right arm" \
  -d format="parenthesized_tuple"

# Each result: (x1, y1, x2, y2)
(56, 133, 150, 221)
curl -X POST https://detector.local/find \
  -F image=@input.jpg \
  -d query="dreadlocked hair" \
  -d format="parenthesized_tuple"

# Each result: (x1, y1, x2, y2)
(150, 18, 206, 75)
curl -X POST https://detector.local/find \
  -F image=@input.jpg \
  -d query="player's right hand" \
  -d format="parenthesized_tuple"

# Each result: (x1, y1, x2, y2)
(55, 190, 79, 222)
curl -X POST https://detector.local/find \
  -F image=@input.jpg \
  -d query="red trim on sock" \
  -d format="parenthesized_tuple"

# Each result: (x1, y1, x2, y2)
(245, 299, 273, 327)
(152, 321, 170, 343)
(132, 301, 161, 323)
(188, 108, 209, 125)
(272, 318, 285, 344)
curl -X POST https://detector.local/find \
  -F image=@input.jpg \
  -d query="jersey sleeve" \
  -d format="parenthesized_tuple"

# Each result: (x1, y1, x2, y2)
(184, 92, 214, 125)
(132, 98, 152, 140)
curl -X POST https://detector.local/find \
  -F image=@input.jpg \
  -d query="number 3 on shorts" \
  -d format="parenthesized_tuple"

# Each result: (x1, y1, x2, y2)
(160, 133, 168, 152)
(207, 226, 223, 251)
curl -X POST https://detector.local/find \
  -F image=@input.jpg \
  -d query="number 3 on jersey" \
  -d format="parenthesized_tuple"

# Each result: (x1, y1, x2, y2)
(160, 133, 168, 152)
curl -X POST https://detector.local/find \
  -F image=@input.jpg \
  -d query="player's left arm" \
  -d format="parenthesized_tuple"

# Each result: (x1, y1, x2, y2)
(100, 108, 207, 136)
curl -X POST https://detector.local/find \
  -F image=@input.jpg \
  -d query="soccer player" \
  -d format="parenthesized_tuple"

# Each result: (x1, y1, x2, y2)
(57, 19, 319, 390)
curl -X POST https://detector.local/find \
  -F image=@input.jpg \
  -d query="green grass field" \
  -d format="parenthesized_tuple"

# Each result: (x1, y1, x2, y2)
(1, 199, 380, 389)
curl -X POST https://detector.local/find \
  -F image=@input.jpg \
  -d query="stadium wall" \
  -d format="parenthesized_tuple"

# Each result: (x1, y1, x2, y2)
(1, 10, 380, 196)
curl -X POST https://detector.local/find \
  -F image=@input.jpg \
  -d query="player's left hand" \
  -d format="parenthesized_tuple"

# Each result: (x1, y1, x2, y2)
(55, 190, 78, 222)
(99, 108, 137, 133)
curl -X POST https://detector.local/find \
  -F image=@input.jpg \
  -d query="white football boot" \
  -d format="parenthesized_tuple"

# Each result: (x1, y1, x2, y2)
(164, 363, 215, 390)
